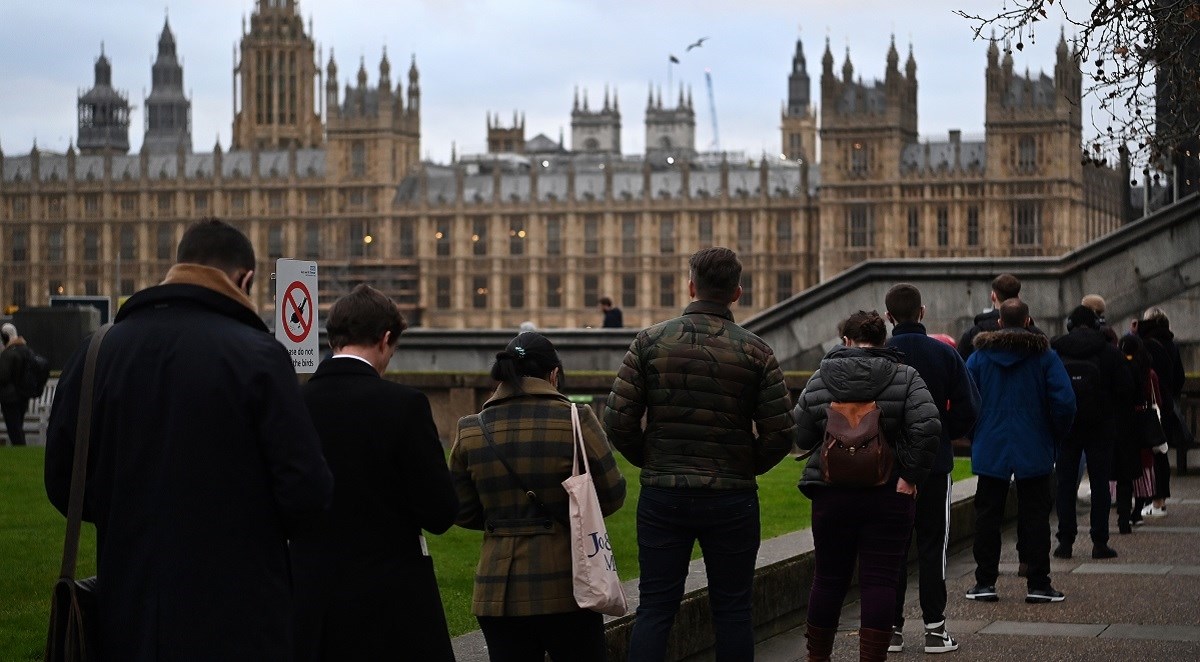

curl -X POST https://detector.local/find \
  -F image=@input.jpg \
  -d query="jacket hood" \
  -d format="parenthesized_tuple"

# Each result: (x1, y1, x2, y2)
(973, 328, 1049, 367)
(818, 346, 902, 401)
(1051, 326, 1108, 359)
(1139, 320, 1176, 344)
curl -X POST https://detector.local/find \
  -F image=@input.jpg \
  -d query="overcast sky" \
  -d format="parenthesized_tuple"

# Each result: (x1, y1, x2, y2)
(0, 0, 1096, 163)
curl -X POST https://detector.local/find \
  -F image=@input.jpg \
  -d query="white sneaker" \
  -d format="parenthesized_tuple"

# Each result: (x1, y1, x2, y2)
(1145, 505, 1167, 518)
(924, 623, 959, 653)
(888, 627, 903, 653)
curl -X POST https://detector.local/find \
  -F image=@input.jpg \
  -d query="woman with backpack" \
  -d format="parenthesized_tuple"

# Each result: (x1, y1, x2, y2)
(793, 311, 940, 661)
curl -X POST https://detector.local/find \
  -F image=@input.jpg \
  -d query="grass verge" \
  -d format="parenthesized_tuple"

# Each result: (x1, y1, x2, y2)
(1, 447, 972, 653)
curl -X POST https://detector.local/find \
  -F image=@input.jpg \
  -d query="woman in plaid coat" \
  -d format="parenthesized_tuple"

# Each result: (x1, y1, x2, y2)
(451, 332, 627, 662)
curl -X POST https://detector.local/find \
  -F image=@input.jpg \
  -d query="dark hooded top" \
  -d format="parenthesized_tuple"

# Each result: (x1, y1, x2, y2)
(966, 328, 1076, 479)
(1050, 325, 1135, 438)
(793, 346, 940, 496)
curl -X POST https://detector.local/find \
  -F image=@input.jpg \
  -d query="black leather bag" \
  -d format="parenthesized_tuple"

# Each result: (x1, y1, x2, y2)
(1134, 404, 1169, 449)
(45, 325, 111, 662)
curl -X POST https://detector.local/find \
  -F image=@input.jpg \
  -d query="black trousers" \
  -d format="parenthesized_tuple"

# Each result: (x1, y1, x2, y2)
(1, 398, 28, 446)
(973, 473, 1054, 591)
(894, 472, 952, 628)
(1055, 435, 1114, 547)
(477, 611, 606, 662)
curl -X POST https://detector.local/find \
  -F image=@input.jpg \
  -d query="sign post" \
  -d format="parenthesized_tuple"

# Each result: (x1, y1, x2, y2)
(275, 259, 319, 374)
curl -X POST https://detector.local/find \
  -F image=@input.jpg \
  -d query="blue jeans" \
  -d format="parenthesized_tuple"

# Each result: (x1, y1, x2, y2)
(627, 487, 760, 662)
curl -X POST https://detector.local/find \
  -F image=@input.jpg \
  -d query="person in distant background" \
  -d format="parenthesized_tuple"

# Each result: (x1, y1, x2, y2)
(0, 322, 31, 446)
(599, 296, 624, 328)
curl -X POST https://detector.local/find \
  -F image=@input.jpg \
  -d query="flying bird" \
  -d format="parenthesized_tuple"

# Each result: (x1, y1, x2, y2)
(686, 37, 709, 51)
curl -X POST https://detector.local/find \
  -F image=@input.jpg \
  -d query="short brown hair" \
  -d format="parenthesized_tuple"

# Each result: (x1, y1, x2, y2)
(884, 283, 922, 324)
(839, 310, 888, 345)
(326, 284, 408, 350)
(991, 273, 1021, 302)
(998, 298, 1030, 328)
(689, 247, 742, 303)
(599, 296, 613, 307)
(177, 218, 256, 274)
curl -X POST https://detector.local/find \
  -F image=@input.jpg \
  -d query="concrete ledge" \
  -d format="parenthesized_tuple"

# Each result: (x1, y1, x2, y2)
(453, 475, 1012, 661)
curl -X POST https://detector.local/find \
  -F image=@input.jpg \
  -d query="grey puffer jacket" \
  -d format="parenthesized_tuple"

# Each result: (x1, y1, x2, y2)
(793, 346, 940, 496)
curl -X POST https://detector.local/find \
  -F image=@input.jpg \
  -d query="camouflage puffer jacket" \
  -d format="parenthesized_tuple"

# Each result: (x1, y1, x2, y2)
(603, 300, 796, 490)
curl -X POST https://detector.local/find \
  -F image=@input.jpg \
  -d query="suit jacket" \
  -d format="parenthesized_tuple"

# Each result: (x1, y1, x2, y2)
(291, 356, 458, 661)
(45, 267, 333, 662)
(451, 378, 626, 617)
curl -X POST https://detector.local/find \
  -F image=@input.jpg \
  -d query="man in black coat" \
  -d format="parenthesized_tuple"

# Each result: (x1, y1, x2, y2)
(291, 284, 459, 661)
(959, 273, 1044, 360)
(884, 284, 980, 654)
(1050, 305, 1134, 560)
(45, 219, 334, 661)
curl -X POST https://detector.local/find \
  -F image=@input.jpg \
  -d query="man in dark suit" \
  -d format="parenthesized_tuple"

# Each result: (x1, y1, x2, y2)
(46, 218, 334, 660)
(291, 284, 459, 661)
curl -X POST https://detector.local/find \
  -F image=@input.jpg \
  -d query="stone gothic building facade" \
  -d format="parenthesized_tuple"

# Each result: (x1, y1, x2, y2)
(0, 2, 1130, 330)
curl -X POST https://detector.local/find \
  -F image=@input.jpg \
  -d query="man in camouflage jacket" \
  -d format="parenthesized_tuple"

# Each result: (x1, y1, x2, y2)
(604, 247, 796, 662)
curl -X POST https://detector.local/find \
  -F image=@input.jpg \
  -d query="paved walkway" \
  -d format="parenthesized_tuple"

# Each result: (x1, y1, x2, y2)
(756, 470, 1200, 661)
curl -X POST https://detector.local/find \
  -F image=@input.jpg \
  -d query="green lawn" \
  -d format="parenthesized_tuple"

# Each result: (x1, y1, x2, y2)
(0, 447, 972, 656)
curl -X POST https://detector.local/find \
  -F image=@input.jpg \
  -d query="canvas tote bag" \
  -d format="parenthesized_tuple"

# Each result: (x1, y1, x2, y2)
(561, 403, 627, 616)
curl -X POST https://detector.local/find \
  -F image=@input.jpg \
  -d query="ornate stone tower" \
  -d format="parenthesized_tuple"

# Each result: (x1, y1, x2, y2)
(984, 32, 1083, 253)
(232, 0, 322, 150)
(781, 36, 817, 164)
(143, 18, 192, 153)
(817, 37, 918, 277)
(324, 49, 421, 183)
(488, 111, 526, 153)
(77, 45, 131, 155)
(645, 84, 696, 164)
(570, 86, 621, 154)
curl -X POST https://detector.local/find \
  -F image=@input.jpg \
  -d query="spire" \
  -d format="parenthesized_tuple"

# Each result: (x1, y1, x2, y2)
(886, 34, 899, 71)
(822, 36, 834, 75)
(327, 48, 338, 79)
(842, 47, 854, 82)
(574, 85, 580, 111)
(647, 82, 654, 109)
(408, 53, 419, 84)
(357, 56, 367, 87)
(678, 84, 685, 108)
(583, 88, 589, 111)
(158, 17, 176, 56)
(379, 46, 391, 86)
(603, 84, 610, 111)
(905, 43, 916, 79)
(95, 44, 112, 86)
(613, 88, 619, 111)
(1056, 26, 1069, 59)
(687, 85, 693, 109)
(793, 35, 808, 72)
(987, 34, 999, 67)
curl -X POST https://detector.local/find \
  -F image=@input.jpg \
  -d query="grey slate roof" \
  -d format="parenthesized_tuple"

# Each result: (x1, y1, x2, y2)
(395, 162, 808, 205)
(838, 80, 888, 114)
(1004, 72, 1057, 109)
(0, 148, 326, 183)
(901, 140, 987, 172)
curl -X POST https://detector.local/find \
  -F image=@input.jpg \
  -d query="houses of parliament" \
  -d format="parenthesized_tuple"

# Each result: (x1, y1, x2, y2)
(0, 0, 1130, 329)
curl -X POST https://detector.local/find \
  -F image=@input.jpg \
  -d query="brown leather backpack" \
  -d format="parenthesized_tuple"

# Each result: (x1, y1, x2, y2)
(821, 401, 895, 487)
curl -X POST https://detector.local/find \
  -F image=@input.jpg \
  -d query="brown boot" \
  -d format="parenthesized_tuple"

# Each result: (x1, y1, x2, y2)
(859, 627, 892, 661)
(806, 622, 837, 662)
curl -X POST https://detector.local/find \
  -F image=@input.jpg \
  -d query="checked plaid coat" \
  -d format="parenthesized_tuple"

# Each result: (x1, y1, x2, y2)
(450, 378, 626, 617)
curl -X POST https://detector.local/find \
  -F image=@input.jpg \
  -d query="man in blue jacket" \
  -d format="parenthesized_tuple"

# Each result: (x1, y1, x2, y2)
(964, 299, 1076, 604)
(884, 284, 980, 653)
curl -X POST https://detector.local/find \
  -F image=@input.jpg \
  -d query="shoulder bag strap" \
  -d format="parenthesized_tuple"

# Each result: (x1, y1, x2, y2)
(477, 410, 568, 527)
(58, 323, 114, 582)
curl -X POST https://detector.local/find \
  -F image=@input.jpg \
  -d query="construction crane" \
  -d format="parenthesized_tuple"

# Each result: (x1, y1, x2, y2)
(704, 68, 720, 153)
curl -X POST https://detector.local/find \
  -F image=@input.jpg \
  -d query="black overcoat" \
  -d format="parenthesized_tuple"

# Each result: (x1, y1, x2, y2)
(291, 357, 459, 661)
(45, 277, 334, 661)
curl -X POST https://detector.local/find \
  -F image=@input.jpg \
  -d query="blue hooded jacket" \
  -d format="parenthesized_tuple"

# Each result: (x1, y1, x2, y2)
(966, 327, 1076, 480)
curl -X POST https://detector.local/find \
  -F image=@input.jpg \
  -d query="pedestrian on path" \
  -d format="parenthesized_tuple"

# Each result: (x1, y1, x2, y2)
(794, 310, 940, 662)
(964, 299, 1075, 605)
(0, 323, 32, 446)
(883, 284, 980, 654)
